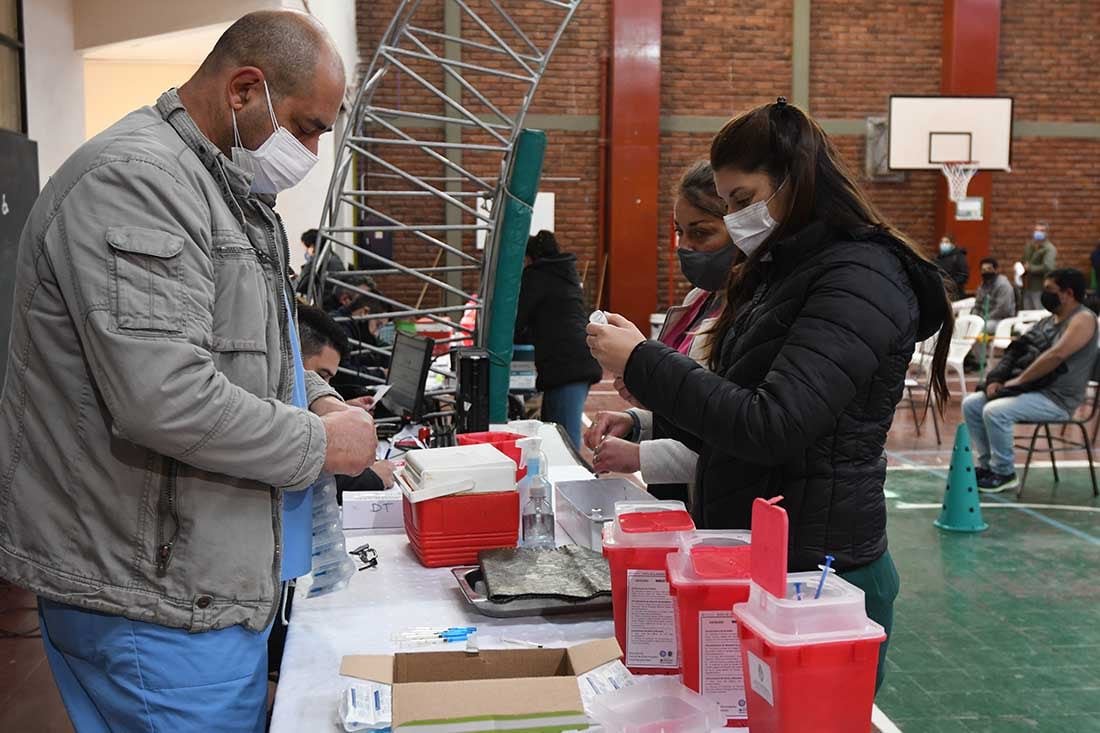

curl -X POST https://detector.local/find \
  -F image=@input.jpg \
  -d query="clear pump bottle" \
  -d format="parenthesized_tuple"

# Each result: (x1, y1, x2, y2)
(520, 452, 555, 549)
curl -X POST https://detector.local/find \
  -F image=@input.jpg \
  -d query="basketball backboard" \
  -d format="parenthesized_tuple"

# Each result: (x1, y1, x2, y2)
(888, 96, 1013, 171)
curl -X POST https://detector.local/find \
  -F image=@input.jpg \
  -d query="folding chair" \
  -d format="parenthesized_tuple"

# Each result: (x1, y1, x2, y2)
(903, 377, 941, 445)
(1014, 354, 1100, 498)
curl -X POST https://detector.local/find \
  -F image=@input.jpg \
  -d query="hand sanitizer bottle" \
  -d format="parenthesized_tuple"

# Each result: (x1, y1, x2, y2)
(521, 452, 555, 549)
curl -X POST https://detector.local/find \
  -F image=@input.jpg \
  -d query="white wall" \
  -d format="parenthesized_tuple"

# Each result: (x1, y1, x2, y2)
(277, 0, 359, 270)
(74, 0, 280, 50)
(23, 0, 85, 185)
(84, 60, 198, 139)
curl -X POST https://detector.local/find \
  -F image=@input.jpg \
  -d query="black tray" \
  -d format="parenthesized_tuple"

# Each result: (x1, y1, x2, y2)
(451, 566, 613, 618)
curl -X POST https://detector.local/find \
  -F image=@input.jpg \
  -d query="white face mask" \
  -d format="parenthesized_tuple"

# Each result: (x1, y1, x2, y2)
(722, 180, 785, 257)
(231, 80, 318, 194)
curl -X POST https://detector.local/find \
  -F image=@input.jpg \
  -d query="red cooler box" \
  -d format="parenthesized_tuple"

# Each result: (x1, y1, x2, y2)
(666, 530, 752, 727)
(602, 500, 695, 675)
(732, 497, 885, 733)
(399, 444, 519, 567)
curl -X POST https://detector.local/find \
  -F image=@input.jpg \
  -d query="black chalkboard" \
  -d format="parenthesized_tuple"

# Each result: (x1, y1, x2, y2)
(0, 129, 39, 390)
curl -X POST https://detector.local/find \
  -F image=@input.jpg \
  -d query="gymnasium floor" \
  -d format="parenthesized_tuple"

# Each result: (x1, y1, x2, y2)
(3, 377, 1099, 732)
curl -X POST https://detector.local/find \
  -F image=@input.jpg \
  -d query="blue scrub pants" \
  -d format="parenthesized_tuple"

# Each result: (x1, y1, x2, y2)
(38, 598, 271, 733)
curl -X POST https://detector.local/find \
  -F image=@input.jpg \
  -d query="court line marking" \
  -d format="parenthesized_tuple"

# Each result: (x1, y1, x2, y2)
(872, 704, 904, 733)
(888, 452, 1100, 546)
(896, 502, 1100, 513)
(888, 458, 1095, 469)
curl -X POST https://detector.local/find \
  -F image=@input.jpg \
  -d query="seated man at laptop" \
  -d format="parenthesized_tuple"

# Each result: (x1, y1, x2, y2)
(298, 306, 395, 493)
(963, 268, 1098, 492)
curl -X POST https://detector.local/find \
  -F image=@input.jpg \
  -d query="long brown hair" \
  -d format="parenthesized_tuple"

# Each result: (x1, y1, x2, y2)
(707, 99, 954, 409)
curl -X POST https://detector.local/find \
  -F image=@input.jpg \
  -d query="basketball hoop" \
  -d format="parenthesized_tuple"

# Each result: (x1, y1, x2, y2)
(941, 161, 979, 203)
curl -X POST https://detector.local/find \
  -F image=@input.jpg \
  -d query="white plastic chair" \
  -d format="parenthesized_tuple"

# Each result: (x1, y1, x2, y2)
(990, 317, 1018, 356)
(1015, 310, 1046, 333)
(951, 297, 976, 317)
(943, 314, 985, 396)
(953, 314, 985, 341)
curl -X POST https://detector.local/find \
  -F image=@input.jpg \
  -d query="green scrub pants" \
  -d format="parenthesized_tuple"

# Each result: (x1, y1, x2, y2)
(839, 549, 901, 693)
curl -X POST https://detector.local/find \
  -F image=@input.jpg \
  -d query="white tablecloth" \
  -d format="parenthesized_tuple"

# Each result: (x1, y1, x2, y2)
(269, 423, 613, 732)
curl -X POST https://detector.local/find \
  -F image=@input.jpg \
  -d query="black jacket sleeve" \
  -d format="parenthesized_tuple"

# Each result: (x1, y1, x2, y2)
(624, 264, 907, 465)
(514, 269, 538, 341)
(651, 411, 704, 453)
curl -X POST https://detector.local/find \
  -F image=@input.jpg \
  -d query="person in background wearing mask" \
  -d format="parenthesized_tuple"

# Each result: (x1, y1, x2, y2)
(935, 233, 970, 299)
(1022, 222, 1057, 309)
(584, 160, 728, 505)
(295, 227, 345, 296)
(963, 268, 1097, 493)
(971, 257, 1017, 334)
(586, 98, 954, 692)
(0, 12, 378, 730)
(1089, 239, 1100, 293)
(514, 230, 603, 448)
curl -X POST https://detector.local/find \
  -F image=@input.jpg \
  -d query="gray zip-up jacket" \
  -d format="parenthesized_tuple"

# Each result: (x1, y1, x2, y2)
(0, 89, 338, 632)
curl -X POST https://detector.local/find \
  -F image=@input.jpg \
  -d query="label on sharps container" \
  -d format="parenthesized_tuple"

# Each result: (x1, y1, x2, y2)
(625, 569, 678, 668)
(699, 611, 747, 720)
(746, 649, 775, 706)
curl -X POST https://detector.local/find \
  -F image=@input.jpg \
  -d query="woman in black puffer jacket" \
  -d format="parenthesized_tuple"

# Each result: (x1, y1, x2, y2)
(587, 99, 953, 690)
(516, 231, 603, 447)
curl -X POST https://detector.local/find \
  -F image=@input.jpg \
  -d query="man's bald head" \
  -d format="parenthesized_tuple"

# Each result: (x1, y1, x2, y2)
(200, 10, 343, 99)
(180, 9, 346, 159)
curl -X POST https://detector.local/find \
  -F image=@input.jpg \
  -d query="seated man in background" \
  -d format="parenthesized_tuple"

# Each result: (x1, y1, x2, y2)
(963, 268, 1098, 492)
(328, 280, 392, 393)
(972, 257, 1017, 333)
(298, 305, 396, 494)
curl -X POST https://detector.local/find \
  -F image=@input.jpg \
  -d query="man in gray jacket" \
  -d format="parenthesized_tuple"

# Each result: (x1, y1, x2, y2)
(972, 257, 1018, 333)
(0, 11, 375, 731)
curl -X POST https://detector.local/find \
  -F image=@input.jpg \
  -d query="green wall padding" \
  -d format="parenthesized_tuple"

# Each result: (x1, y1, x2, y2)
(486, 129, 547, 423)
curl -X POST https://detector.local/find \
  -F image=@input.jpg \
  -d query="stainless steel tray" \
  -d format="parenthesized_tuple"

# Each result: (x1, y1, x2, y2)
(555, 478, 654, 550)
(451, 566, 612, 618)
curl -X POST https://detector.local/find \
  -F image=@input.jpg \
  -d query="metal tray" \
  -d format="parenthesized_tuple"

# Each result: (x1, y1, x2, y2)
(555, 478, 654, 550)
(451, 566, 612, 619)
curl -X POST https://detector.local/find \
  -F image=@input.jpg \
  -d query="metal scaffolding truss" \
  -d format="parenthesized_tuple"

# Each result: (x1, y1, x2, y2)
(309, 0, 581, 404)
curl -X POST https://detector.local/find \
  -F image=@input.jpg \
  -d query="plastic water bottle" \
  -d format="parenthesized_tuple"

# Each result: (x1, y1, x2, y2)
(521, 453, 555, 549)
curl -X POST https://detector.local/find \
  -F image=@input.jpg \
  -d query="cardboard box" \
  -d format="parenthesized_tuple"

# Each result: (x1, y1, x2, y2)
(342, 488, 404, 530)
(340, 638, 621, 732)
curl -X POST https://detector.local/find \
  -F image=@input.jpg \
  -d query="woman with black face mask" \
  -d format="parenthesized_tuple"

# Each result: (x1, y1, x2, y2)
(584, 161, 733, 504)
(586, 98, 954, 692)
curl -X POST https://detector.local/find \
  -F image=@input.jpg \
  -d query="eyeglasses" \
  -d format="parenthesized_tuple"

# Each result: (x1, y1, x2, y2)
(350, 543, 378, 571)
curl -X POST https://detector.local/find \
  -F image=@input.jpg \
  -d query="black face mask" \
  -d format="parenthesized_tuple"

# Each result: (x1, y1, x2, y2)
(677, 243, 737, 292)
(1040, 291, 1063, 313)
(981, 272, 997, 284)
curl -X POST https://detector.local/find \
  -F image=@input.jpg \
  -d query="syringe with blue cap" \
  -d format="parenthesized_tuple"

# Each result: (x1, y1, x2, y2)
(394, 626, 477, 645)
(813, 555, 836, 599)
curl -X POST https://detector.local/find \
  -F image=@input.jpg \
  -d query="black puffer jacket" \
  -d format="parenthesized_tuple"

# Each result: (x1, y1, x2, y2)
(624, 221, 948, 572)
(515, 253, 602, 390)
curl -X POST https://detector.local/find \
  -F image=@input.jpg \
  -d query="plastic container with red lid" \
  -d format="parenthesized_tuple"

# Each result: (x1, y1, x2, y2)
(455, 431, 528, 481)
(732, 497, 885, 733)
(666, 530, 753, 727)
(602, 500, 695, 675)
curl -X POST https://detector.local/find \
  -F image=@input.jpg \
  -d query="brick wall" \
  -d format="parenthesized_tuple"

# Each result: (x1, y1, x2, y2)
(995, 0, 1100, 275)
(353, 0, 1100, 314)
